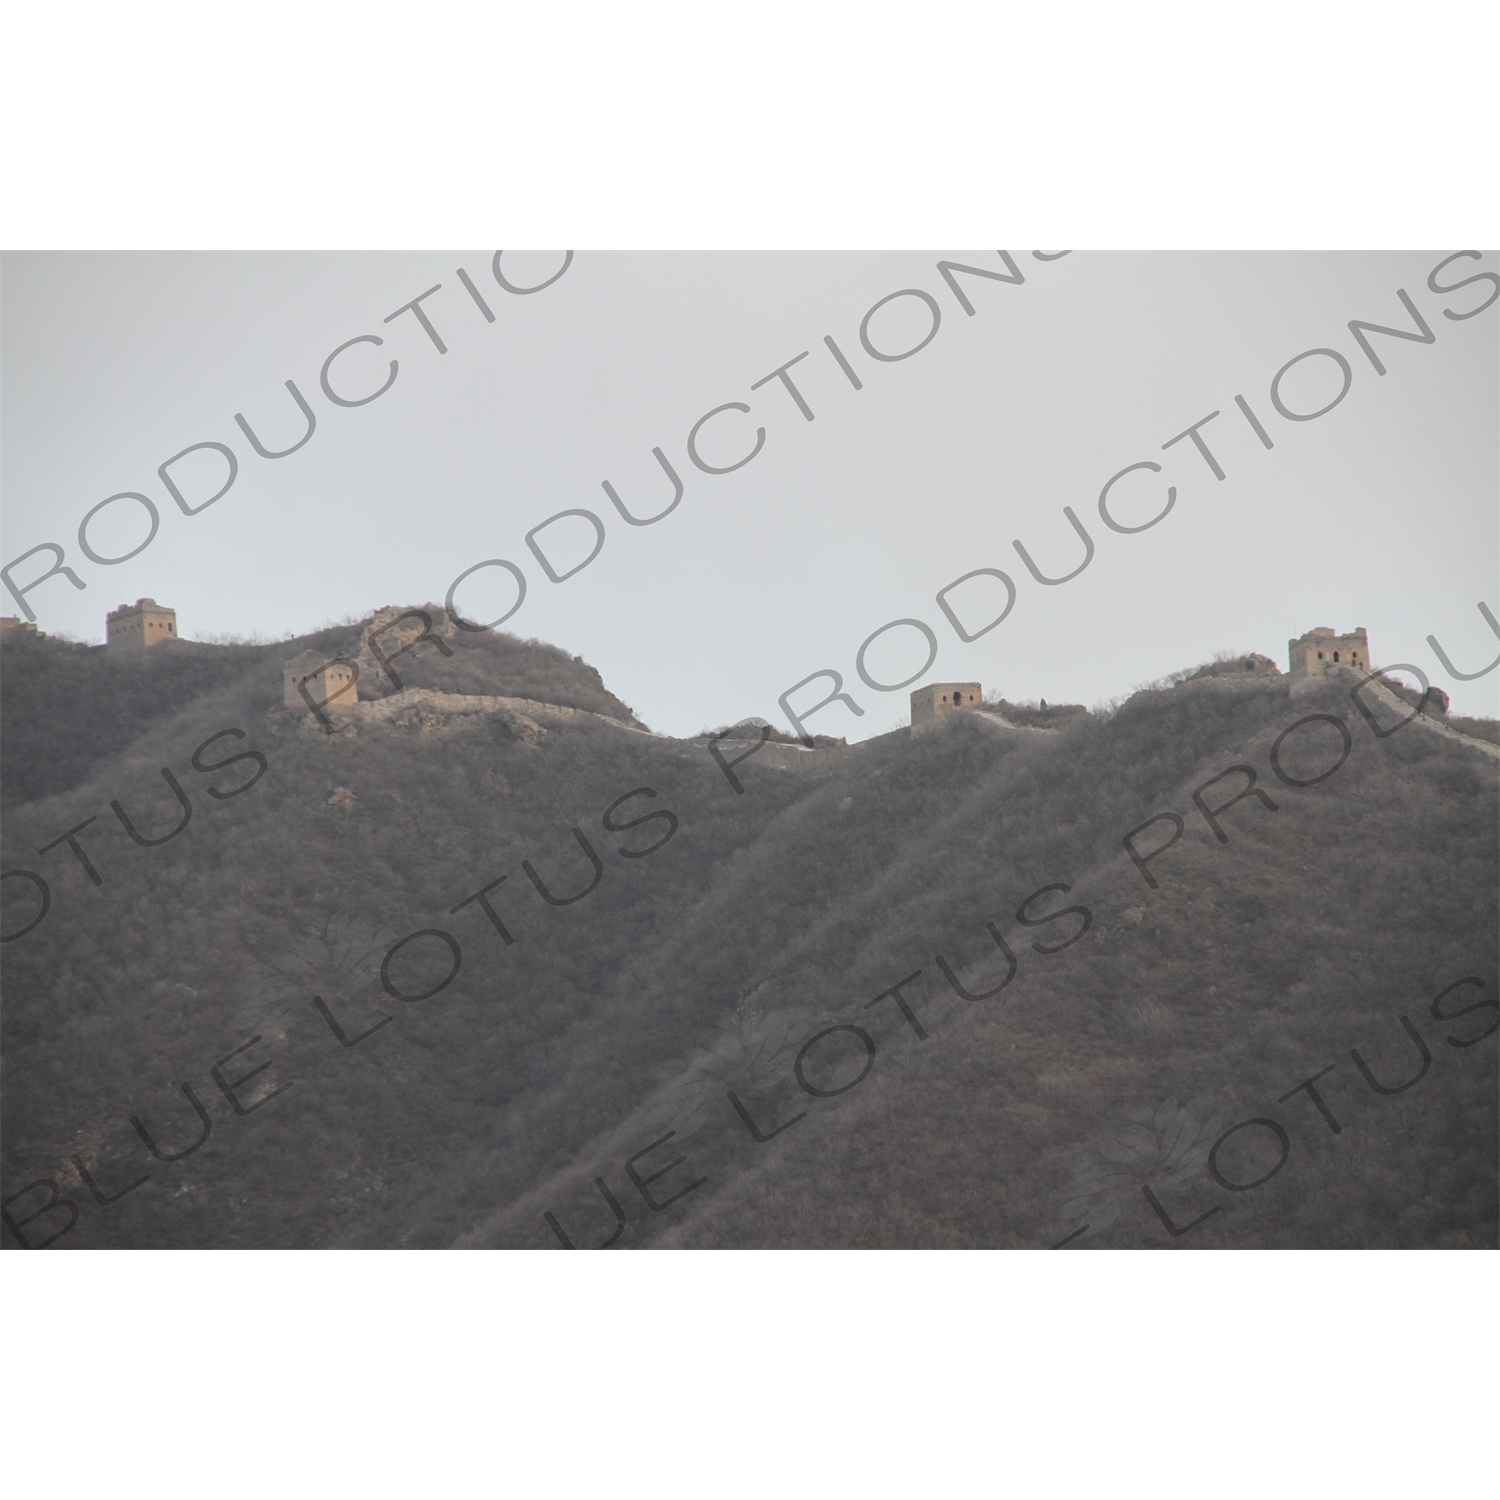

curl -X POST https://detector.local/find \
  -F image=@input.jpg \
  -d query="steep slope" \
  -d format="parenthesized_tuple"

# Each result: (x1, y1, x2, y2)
(0, 617, 806, 1248)
(460, 674, 1499, 1251)
(0, 608, 643, 809)
(2, 631, 1495, 1250)
(1, 633, 284, 808)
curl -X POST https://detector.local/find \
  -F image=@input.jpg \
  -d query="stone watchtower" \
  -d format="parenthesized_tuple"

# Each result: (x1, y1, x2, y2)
(911, 681, 983, 731)
(106, 598, 178, 653)
(1287, 626, 1371, 683)
(283, 650, 358, 713)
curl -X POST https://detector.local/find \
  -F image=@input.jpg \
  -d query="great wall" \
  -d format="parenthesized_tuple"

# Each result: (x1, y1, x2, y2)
(35, 599, 1495, 763)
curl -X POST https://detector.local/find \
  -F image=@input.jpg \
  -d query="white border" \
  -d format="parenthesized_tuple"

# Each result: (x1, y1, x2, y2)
(3, 5, 1495, 1492)
(1, 2, 1497, 248)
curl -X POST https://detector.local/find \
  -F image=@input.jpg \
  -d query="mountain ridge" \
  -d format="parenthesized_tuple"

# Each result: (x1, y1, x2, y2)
(2, 616, 1495, 1249)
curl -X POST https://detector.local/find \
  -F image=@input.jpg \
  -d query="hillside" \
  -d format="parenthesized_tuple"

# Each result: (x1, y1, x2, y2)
(0, 608, 643, 808)
(2, 617, 1495, 1250)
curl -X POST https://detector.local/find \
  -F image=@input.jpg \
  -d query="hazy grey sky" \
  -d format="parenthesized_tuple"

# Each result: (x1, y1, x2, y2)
(3, 250, 1496, 735)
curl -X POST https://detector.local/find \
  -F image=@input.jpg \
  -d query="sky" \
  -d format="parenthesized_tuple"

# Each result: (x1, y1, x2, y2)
(3, 249, 1496, 737)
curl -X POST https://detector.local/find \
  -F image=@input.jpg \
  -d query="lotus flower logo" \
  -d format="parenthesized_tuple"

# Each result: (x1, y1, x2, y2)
(1056, 1095, 1222, 1245)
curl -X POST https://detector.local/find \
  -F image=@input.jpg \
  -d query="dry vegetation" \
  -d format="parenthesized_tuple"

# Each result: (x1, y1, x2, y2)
(2, 621, 1495, 1249)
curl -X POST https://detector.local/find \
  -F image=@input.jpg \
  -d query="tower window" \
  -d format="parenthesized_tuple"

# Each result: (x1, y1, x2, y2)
(1333, 651, 1339, 661)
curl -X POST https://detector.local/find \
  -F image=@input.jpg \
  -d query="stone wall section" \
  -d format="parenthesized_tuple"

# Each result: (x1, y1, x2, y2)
(1292, 667, 1499, 760)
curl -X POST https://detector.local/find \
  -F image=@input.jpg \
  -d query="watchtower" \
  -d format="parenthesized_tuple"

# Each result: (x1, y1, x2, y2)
(106, 598, 179, 653)
(1288, 626, 1370, 682)
(284, 651, 358, 713)
(911, 681, 983, 731)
